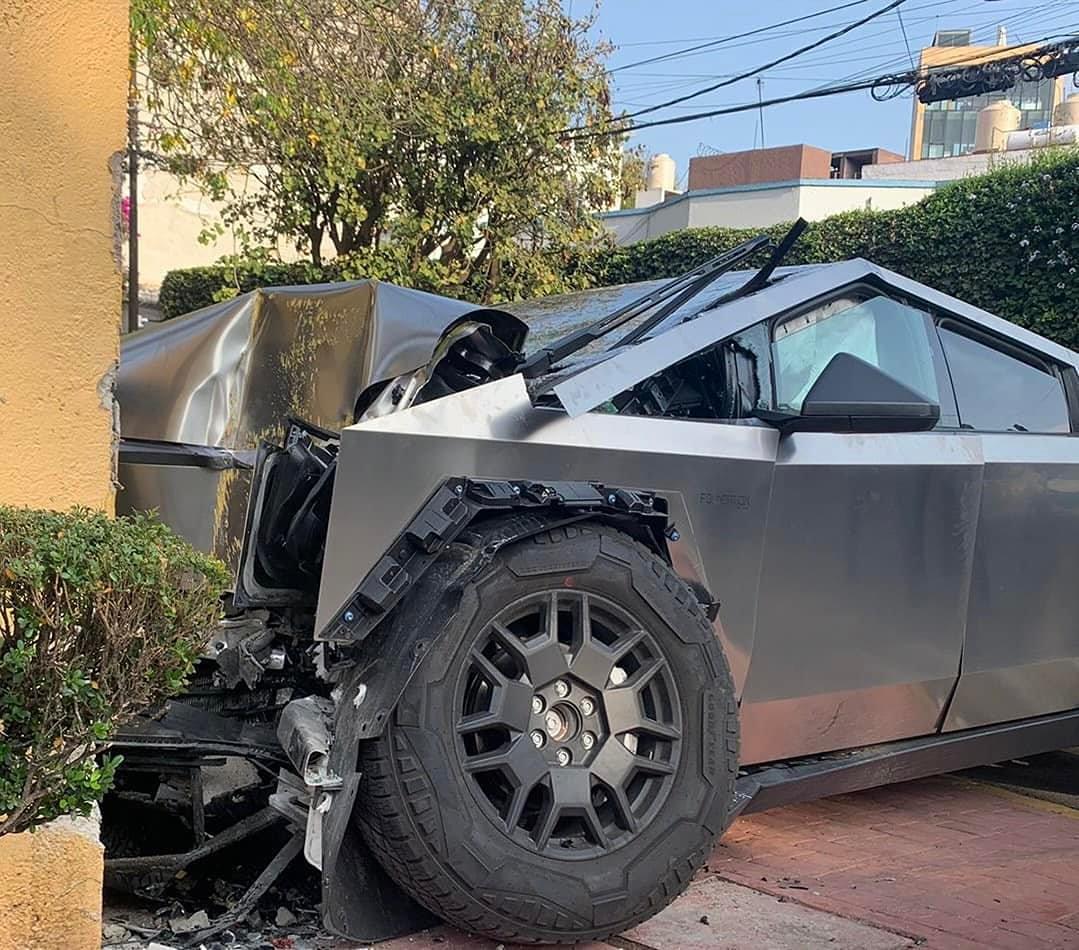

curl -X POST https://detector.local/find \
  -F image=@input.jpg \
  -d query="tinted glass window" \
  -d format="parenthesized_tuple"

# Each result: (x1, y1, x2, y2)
(772, 295, 939, 412)
(919, 78, 1055, 157)
(938, 327, 1069, 432)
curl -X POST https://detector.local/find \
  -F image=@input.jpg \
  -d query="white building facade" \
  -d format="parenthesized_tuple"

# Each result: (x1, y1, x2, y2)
(599, 178, 937, 245)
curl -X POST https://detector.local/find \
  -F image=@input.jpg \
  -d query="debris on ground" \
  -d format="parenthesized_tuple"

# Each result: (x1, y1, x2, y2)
(169, 911, 211, 935)
(274, 907, 298, 927)
(103, 923, 131, 943)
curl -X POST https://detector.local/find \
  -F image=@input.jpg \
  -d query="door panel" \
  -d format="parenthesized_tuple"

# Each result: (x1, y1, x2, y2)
(739, 431, 982, 764)
(944, 435, 1079, 729)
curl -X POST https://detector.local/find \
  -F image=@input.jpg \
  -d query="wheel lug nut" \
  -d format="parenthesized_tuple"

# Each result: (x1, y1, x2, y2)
(530, 730, 546, 748)
(610, 667, 627, 686)
(554, 680, 570, 698)
(580, 698, 595, 716)
(531, 695, 544, 714)
(581, 731, 595, 750)
(556, 748, 571, 766)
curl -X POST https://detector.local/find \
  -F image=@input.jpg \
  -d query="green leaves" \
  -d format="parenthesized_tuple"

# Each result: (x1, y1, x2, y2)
(132, 0, 617, 300)
(588, 149, 1079, 350)
(0, 507, 228, 835)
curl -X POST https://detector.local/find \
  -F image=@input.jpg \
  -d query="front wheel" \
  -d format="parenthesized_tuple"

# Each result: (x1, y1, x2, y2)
(355, 522, 739, 944)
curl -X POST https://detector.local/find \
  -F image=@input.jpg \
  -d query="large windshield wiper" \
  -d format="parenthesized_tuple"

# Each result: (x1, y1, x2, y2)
(621, 217, 809, 343)
(519, 232, 773, 379)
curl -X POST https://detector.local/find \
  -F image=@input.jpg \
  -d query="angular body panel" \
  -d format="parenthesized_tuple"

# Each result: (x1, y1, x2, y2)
(117, 280, 520, 568)
(317, 374, 776, 701)
(741, 431, 982, 760)
(945, 433, 1079, 729)
(317, 260, 1079, 764)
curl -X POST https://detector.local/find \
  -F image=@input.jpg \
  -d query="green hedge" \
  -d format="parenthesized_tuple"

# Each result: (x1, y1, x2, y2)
(589, 148, 1079, 349)
(159, 150, 1079, 349)
(158, 260, 325, 320)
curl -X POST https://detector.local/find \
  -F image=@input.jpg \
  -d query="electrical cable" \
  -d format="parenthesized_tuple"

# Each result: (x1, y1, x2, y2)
(608, 0, 874, 74)
(608, 0, 1066, 110)
(566, 33, 1079, 140)
(617, 0, 909, 121)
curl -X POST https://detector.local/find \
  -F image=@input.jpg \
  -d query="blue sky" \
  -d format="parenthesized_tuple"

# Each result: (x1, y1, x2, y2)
(581, 0, 1079, 181)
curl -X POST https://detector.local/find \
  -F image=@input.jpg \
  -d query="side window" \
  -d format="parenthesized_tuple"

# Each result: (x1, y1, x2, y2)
(772, 295, 940, 412)
(937, 325, 1070, 433)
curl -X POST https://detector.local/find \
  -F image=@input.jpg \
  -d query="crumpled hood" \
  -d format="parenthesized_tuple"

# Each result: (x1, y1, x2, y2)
(118, 279, 525, 450)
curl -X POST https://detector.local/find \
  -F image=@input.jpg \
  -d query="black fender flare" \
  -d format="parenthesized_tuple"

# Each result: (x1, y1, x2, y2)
(321, 477, 677, 737)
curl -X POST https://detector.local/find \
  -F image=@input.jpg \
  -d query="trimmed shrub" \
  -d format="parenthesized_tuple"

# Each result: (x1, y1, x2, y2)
(0, 508, 228, 835)
(588, 149, 1079, 349)
(158, 259, 321, 319)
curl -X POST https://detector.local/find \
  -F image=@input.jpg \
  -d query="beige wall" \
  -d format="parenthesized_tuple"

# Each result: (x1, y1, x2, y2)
(601, 182, 936, 246)
(0, 815, 104, 950)
(131, 168, 303, 292)
(0, 1, 127, 511)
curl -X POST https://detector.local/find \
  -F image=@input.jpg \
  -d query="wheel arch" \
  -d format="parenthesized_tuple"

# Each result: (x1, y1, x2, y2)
(320, 477, 714, 740)
(322, 513, 737, 944)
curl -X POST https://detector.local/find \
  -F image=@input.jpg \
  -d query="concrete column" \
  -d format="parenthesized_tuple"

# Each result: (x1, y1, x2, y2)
(0, 0, 128, 512)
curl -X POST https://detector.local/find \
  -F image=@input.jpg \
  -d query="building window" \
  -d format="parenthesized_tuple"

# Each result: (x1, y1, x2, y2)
(933, 30, 972, 47)
(919, 77, 1056, 158)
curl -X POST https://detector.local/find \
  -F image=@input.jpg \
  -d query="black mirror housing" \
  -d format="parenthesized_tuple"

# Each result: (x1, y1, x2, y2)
(762, 352, 941, 434)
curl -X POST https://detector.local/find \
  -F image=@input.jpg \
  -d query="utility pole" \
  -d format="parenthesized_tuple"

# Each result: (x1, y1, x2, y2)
(126, 88, 139, 334)
(757, 78, 765, 149)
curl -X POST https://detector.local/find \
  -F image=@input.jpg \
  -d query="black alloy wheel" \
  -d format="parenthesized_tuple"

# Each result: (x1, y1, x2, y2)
(456, 589, 681, 858)
(355, 522, 739, 944)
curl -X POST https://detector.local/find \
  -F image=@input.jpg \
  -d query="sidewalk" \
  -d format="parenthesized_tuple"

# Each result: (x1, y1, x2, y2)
(370, 770, 1079, 950)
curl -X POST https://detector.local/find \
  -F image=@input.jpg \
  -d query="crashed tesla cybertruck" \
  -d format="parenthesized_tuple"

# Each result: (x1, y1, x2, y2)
(114, 226, 1079, 944)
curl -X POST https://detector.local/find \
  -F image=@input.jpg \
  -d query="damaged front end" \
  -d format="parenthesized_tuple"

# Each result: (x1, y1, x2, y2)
(108, 231, 794, 943)
(109, 285, 531, 942)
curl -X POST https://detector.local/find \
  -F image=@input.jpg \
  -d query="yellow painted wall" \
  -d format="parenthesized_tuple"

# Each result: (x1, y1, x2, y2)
(0, 0, 128, 511)
(0, 816, 104, 950)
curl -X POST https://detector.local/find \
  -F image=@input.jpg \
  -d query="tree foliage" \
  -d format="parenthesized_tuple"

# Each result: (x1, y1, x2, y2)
(619, 144, 648, 210)
(133, 0, 619, 301)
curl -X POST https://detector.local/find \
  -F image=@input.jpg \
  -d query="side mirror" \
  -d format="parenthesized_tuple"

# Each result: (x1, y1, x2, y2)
(759, 352, 940, 434)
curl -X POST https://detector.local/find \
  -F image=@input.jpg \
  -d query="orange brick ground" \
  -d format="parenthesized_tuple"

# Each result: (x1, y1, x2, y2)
(711, 775, 1079, 950)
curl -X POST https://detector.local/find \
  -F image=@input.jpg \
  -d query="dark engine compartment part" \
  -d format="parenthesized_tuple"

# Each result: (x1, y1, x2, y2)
(251, 421, 339, 593)
(610, 329, 770, 421)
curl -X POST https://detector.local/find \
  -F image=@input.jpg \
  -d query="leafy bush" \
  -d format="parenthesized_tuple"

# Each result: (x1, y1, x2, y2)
(158, 150, 1079, 347)
(157, 242, 589, 319)
(588, 149, 1079, 350)
(158, 258, 323, 319)
(0, 508, 228, 835)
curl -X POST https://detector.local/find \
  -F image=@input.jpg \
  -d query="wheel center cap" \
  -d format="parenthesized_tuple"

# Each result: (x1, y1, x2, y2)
(544, 703, 580, 742)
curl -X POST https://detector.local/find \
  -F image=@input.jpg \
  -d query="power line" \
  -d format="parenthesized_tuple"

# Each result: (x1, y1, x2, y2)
(897, 6, 916, 70)
(573, 78, 891, 139)
(607, 0, 1071, 111)
(568, 35, 1079, 140)
(607, 0, 997, 87)
(618, 0, 909, 122)
(608, 0, 873, 74)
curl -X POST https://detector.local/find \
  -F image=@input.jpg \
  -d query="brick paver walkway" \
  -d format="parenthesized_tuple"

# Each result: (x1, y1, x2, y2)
(366, 774, 1079, 950)
(711, 776, 1079, 949)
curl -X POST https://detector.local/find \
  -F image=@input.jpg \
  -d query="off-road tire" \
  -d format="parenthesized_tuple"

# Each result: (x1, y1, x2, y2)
(355, 522, 739, 944)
